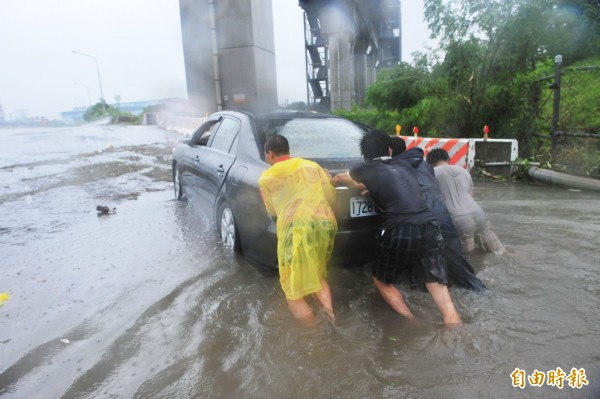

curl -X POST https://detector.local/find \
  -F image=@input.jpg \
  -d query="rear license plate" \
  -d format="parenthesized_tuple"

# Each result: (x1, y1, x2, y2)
(350, 196, 377, 217)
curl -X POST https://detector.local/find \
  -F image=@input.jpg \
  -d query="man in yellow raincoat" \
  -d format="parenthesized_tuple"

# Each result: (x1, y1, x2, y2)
(259, 134, 338, 325)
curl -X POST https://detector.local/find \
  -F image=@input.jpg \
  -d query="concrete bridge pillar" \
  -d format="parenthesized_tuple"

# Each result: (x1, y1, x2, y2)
(179, 0, 277, 114)
(328, 32, 355, 110)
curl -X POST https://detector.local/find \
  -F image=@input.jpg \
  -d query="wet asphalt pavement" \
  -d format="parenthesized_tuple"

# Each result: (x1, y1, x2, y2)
(0, 125, 599, 398)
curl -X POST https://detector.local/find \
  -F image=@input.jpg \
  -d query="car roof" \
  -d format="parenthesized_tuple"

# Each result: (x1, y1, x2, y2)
(253, 110, 341, 120)
(214, 109, 343, 121)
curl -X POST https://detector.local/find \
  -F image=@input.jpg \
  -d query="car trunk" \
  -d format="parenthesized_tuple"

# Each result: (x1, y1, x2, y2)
(312, 158, 382, 265)
(331, 186, 381, 230)
(330, 185, 381, 265)
(308, 158, 380, 227)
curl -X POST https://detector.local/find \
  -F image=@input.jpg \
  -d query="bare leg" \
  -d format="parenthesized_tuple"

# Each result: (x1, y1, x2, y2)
(480, 227, 505, 254)
(372, 276, 414, 319)
(313, 278, 335, 321)
(460, 235, 476, 252)
(287, 298, 315, 327)
(425, 282, 462, 326)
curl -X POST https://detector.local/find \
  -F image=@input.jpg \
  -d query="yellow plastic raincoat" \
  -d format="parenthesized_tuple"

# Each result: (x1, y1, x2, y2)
(259, 158, 337, 300)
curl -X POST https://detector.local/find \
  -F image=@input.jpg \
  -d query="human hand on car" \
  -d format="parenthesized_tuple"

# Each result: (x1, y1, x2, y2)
(331, 172, 350, 187)
(331, 172, 367, 192)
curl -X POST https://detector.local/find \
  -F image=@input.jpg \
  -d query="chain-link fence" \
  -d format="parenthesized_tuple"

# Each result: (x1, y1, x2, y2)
(530, 64, 600, 178)
(554, 65, 600, 133)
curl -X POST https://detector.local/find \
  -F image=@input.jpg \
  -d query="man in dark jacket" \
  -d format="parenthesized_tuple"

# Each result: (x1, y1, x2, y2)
(390, 136, 486, 291)
(334, 131, 462, 326)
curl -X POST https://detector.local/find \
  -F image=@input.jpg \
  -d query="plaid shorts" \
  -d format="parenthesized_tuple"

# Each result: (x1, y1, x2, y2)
(373, 222, 448, 285)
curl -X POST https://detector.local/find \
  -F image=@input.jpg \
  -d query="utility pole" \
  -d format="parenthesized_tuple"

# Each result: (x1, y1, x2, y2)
(74, 83, 92, 106)
(72, 50, 106, 114)
(551, 54, 562, 154)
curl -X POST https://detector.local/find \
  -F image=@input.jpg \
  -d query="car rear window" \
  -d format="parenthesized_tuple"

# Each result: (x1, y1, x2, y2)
(257, 118, 364, 159)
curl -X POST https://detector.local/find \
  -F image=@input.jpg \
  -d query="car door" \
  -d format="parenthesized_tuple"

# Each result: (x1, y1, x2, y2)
(189, 116, 240, 215)
(179, 118, 222, 197)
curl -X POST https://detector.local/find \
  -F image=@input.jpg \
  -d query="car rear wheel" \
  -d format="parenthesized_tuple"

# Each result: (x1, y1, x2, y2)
(173, 163, 182, 199)
(219, 203, 242, 253)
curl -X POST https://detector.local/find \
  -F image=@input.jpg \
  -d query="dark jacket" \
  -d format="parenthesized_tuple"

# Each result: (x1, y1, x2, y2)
(393, 147, 454, 235)
(393, 147, 486, 291)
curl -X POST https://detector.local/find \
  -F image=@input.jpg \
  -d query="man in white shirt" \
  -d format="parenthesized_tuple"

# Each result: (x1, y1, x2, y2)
(426, 149, 505, 255)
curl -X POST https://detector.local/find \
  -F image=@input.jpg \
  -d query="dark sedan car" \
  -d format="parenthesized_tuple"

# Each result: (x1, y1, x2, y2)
(172, 110, 380, 268)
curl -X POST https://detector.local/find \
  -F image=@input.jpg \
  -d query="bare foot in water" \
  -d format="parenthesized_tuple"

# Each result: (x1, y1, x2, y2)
(319, 306, 335, 325)
(443, 315, 462, 328)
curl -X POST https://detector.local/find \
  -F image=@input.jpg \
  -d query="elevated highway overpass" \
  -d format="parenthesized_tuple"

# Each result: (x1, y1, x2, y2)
(178, 0, 401, 114)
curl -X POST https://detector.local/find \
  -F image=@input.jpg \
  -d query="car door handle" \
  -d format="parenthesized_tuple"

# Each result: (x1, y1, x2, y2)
(216, 165, 225, 173)
(194, 155, 200, 162)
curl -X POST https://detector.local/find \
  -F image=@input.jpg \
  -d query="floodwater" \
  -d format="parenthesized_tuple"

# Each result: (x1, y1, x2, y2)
(0, 125, 598, 399)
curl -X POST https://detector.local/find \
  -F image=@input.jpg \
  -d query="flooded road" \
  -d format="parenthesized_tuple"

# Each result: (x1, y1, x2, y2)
(1, 125, 598, 398)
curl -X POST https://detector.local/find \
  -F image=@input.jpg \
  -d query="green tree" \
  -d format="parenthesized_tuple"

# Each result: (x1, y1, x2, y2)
(353, 0, 600, 173)
(82, 101, 135, 124)
(365, 62, 430, 112)
(83, 101, 110, 122)
(420, 0, 600, 137)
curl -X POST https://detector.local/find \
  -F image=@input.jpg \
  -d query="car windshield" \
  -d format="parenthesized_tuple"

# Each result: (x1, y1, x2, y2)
(257, 118, 364, 159)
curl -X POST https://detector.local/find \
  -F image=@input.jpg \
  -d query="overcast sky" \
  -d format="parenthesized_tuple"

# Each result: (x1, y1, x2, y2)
(0, 0, 435, 120)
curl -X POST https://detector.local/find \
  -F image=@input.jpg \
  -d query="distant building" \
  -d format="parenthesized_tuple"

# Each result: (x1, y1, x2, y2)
(14, 109, 29, 121)
(60, 106, 88, 125)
